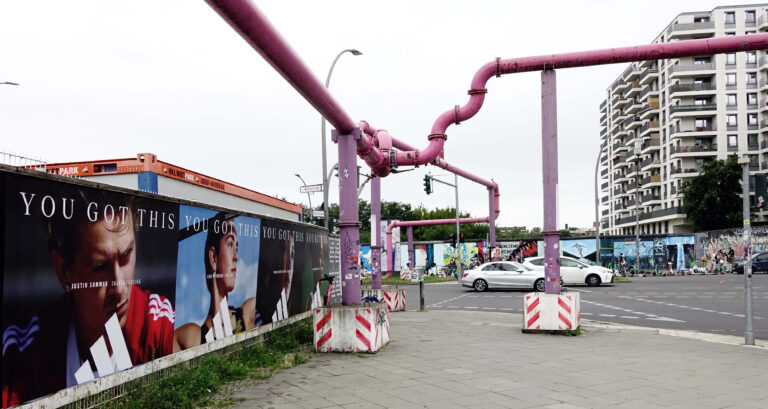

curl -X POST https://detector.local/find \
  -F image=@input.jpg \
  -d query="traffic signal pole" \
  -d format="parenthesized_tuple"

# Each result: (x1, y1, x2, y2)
(424, 174, 463, 274)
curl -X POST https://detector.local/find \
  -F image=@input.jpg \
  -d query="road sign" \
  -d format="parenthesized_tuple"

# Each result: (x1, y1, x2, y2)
(312, 210, 325, 218)
(300, 184, 323, 193)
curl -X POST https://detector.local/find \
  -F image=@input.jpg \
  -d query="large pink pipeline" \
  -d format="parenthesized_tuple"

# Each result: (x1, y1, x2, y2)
(205, 0, 389, 174)
(394, 33, 768, 168)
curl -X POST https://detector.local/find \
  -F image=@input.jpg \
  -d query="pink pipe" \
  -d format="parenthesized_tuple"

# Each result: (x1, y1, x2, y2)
(395, 33, 768, 168)
(205, 0, 385, 170)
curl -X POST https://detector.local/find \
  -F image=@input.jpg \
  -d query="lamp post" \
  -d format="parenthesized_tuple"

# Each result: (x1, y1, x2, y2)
(594, 145, 601, 265)
(321, 49, 362, 230)
(634, 140, 641, 275)
(738, 156, 754, 345)
(295, 173, 313, 224)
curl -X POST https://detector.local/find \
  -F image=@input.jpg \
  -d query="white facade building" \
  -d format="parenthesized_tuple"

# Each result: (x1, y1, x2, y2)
(600, 4, 768, 235)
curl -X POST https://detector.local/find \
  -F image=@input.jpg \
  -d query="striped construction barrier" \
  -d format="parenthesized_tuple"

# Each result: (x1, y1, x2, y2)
(523, 292, 581, 331)
(382, 288, 406, 312)
(313, 303, 390, 353)
(361, 287, 406, 312)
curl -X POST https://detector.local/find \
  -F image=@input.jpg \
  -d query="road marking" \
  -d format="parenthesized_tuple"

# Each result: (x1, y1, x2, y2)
(648, 317, 685, 322)
(500, 308, 514, 311)
(465, 306, 479, 309)
(619, 316, 639, 319)
(598, 314, 616, 317)
(481, 307, 495, 310)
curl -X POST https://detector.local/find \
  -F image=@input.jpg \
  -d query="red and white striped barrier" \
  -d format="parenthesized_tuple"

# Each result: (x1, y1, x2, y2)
(382, 288, 405, 311)
(523, 292, 581, 331)
(313, 303, 390, 353)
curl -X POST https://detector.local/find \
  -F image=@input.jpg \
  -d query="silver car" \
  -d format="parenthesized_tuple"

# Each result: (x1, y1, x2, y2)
(460, 261, 546, 292)
(522, 256, 614, 287)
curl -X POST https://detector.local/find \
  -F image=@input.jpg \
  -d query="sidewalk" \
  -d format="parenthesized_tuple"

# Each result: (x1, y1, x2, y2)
(231, 310, 768, 409)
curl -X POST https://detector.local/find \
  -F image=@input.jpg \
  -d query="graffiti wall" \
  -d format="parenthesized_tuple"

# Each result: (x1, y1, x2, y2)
(0, 170, 327, 407)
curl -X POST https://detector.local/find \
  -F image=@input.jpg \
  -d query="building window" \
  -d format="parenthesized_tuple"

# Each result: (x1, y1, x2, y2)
(726, 53, 736, 65)
(746, 10, 756, 23)
(726, 32, 736, 36)
(748, 92, 758, 106)
(694, 97, 709, 106)
(747, 51, 757, 64)
(725, 11, 736, 24)
(748, 113, 758, 125)
(747, 72, 757, 84)
(728, 134, 738, 147)
(727, 94, 737, 106)
(749, 134, 758, 147)
(726, 73, 737, 85)
(727, 114, 738, 127)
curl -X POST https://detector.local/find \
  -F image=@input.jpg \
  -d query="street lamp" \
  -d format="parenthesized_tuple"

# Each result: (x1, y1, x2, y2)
(321, 48, 362, 230)
(295, 173, 313, 224)
(634, 140, 642, 275)
(0, 82, 19, 86)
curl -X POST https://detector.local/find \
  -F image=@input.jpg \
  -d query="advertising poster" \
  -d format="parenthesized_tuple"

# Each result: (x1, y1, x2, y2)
(327, 236, 341, 305)
(173, 206, 261, 350)
(1, 174, 178, 406)
(256, 219, 325, 324)
(561, 238, 597, 262)
(360, 245, 372, 274)
(414, 244, 428, 267)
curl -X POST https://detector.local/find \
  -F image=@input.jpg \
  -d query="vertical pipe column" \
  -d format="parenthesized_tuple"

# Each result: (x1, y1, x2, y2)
(541, 69, 562, 295)
(332, 128, 362, 305)
(371, 176, 382, 289)
(488, 188, 497, 257)
(407, 227, 415, 269)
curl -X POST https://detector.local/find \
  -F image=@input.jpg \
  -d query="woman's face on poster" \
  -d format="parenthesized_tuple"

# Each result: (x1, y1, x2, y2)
(214, 220, 238, 294)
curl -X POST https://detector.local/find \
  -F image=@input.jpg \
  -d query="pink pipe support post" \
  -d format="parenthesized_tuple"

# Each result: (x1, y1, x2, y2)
(370, 176, 382, 289)
(541, 70, 561, 295)
(332, 129, 363, 305)
(407, 227, 414, 269)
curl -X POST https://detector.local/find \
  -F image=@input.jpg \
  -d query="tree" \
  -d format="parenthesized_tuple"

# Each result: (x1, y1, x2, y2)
(681, 156, 743, 231)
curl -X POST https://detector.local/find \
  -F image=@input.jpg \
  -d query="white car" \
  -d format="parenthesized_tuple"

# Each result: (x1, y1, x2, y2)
(522, 256, 614, 287)
(460, 261, 547, 292)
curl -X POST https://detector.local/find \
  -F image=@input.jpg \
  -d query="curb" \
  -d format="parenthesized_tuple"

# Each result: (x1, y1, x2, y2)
(582, 319, 768, 349)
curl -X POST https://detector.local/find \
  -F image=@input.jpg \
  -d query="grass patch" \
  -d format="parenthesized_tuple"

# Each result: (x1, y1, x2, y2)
(522, 326, 582, 336)
(613, 277, 630, 282)
(361, 276, 457, 285)
(104, 318, 315, 409)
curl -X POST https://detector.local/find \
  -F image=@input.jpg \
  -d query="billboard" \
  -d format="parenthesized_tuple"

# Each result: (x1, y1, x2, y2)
(0, 171, 327, 407)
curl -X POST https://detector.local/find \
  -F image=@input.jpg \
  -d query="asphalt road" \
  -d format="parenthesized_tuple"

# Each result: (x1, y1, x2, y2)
(398, 274, 768, 340)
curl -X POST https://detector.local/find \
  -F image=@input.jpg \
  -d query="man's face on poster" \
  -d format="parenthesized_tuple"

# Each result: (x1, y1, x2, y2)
(54, 214, 137, 338)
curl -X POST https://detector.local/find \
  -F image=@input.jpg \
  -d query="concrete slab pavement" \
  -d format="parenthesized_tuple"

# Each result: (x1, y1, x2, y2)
(231, 310, 768, 409)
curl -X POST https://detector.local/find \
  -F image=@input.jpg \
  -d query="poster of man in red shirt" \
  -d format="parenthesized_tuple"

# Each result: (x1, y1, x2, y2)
(1, 174, 178, 407)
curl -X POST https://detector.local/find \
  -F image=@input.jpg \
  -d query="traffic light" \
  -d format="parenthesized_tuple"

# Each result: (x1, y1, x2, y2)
(756, 174, 768, 210)
(449, 233, 457, 246)
(459, 233, 465, 243)
(423, 175, 432, 194)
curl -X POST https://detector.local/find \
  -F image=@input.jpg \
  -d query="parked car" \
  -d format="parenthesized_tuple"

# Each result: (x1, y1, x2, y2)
(522, 256, 614, 287)
(460, 261, 547, 292)
(733, 251, 768, 274)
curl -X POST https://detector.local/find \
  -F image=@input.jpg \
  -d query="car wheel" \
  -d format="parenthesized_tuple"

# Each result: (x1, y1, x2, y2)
(473, 279, 488, 292)
(586, 274, 601, 287)
(534, 278, 545, 292)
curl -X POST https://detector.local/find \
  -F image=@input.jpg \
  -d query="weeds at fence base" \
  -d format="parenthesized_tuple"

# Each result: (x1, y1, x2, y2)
(522, 326, 582, 336)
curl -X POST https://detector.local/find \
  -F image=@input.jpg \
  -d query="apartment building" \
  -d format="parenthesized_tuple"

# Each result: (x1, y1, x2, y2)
(599, 4, 768, 235)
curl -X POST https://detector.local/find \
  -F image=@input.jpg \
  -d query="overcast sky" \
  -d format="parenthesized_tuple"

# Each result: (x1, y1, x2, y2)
(0, 1, 756, 229)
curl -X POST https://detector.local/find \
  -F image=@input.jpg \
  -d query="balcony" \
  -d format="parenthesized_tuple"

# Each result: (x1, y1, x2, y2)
(600, 114, 607, 124)
(601, 221, 609, 229)
(602, 196, 609, 204)
(671, 166, 700, 176)
(642, 193, 661, 203)
(671, 185, 677, 195)
(602, 209, 609, 216)
(641, 138, 660, 151)
(601, 182, 609, 190)
(666, 21, 715, 37)
(763, 161, 768, 170)
(601, 168, 608, 176)
(669, 62, 716, 76)
(670, 144, 716, 156)
(668, 82, 715, 95)
(638, 206, 684, 221)
(600, 100, 607, 110)
(639, 120, 660, 136)
(669, 103, 717, 114)
(641, 174, 662, 185)
(639, 67, 659, 86)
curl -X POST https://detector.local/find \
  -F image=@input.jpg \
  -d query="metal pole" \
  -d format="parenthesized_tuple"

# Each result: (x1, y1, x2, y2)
(455, 173, 462, 277)
(740, 157, 755, 345)
(371, 176, 382, 290)
(322, 49, 362, 231)
(595, 145, 601, 265)
(419, 280, 425, 311)
(295, 174, 313, 223)
(541, 69, 561, 294)
(635, 157, 640, 275)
